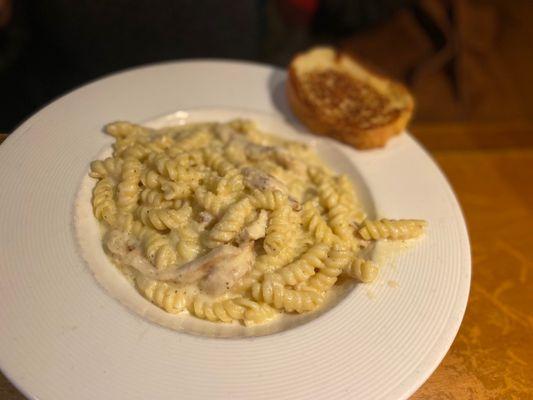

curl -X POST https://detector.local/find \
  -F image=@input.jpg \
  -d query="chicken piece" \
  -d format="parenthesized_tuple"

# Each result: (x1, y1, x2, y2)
(151, 245, 240, 283)
(241, 167, 301, 211)
(197, 211, 214, 228)
(104, 230, 130, 257)
(105, 230, 143, 264)
(244, 142, 306, 173)
(241, 166, 287, 193)
(123, 248, 158, 276)
(122, 240, 257, 294)
(215, 124, 239, 143)
(289, 198, 302, 211)
(238, 209, 268, 242)
(272, 147, 307, 175)
(121, 244, 227, 281)
(244, 142, 276, 161)
(200, 242, 255, 295)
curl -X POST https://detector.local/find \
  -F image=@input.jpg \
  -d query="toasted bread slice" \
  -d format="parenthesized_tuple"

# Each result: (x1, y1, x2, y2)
(287, 47, 414, 149)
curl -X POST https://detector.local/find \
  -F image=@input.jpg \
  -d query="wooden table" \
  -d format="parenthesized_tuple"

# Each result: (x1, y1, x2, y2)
(409, 123, 533, 399)
(1, 126, 532, 399)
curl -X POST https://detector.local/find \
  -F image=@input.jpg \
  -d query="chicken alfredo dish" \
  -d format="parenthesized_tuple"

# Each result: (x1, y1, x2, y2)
(89, 119, 426, 325)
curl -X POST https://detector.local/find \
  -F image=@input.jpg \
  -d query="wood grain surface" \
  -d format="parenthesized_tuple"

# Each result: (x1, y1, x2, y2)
(1, 128, 532, 399)
(411, 149, 533, 399)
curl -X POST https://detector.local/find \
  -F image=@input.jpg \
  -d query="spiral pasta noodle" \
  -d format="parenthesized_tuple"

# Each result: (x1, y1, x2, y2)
(344, 258, 379, 283)
(251, 274, 324, 313)
(263, 204, 292, 255)
(275, 243, 329, 285)
(140, 229, 178, 270)
(301, 200, 338, 245)
(302, 244, 352, 292)
(137, 204, 192, 231)
(89, 157, 123, 180)
(92, 178, 117, 223)
(206, 198, 254, 248)
(117, 158, 142, 212)
(136, 275, 196, 313)
(189, 295, 277, 325)
(358, 219, 427, 241)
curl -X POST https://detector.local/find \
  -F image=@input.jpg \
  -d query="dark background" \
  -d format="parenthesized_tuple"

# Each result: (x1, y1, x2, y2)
(1, 0, 532, 134)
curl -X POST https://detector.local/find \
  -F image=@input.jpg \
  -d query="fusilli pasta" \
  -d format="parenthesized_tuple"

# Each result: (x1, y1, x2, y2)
(358, 219, 427, 241)
(89, 119, 426, 326)
(251, 273, 324, 313)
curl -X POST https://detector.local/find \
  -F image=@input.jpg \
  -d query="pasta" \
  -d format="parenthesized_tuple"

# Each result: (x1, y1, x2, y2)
(276, 243, 329, 285)
(135, 275, 196, 313)
(337, 175, 366, 224)
(89, 157, 123, 180)
(117, 158, 142, 212)
(140, 228, 178, 269)
(89, 119, 426, 325)
(300, 244, 352, 293)
(175, 224, 202, 263)
(263, 204, 293, 255)
(251, 273, 324, 313)
(344, 258, 379, 283)
(140, 188, 171, 208)
(92, 178, 117, 223)
(301, 200, 338, 245)
(358, 219, 427, 241)
(137, 204, 192, 231)
(249, 189, 288, 210)
(189, 295, 277, 325)
(206, 198, 254, 248)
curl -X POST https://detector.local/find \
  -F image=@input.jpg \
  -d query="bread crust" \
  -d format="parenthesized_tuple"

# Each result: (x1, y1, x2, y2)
(287, 48, 414, 149)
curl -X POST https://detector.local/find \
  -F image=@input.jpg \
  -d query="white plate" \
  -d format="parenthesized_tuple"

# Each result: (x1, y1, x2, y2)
(0, 61, 470, 400)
